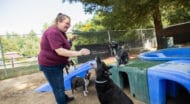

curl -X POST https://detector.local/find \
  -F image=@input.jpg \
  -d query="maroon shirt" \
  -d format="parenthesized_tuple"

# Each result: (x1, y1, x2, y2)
(38, 26, 71, 66)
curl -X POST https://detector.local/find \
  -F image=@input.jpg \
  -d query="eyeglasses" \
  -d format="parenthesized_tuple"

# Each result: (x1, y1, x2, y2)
(63, 21, 70, 26)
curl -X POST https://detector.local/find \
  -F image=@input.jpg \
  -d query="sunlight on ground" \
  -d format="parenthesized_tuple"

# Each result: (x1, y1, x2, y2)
(13, 82, 34, 90)
(144, 40, 157, 51)
(103, 57, 117, 65)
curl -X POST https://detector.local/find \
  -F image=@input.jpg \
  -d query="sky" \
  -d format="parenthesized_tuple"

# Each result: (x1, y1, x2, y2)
(0, 0, 93, 35)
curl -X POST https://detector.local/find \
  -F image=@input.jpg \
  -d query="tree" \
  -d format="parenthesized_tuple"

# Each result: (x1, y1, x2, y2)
(1, 31, 40, 57)
(21, 30, 40, 56)
(41, 22, 53, 33)
(66, 0, 190, 49)
(72, 13, 107, 45)
(163, 4, 190, 25)
(73, 12, 105, 32)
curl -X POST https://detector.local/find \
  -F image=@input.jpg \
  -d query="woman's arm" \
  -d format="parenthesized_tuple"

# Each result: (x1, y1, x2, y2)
(55, 47, 90, 57)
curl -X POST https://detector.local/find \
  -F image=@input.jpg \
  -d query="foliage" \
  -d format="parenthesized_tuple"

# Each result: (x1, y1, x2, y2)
(1, 30, 40, 57)
(73, 12, 105, 32)
(71, 29, 147, 46)
(162, 6, 190, 25)
(72, 12, 108, 45)
(67, 0, 190, 49)
(72, 12, 154, 46)
(41, 21, 53, 33)
(73, 31, 108, 45)
(68, 0, 190, 28)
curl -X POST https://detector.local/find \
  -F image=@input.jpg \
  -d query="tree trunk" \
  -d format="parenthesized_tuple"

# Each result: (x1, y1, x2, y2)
(152, 3, 164, 49)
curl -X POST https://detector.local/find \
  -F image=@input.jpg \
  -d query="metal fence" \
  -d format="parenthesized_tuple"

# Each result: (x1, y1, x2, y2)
(76, 44, 111, 63)
(74, 29, 157, 63)
(0, 28, 157, 78)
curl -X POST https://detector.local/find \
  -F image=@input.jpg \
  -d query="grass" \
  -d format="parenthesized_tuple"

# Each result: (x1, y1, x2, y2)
(0, 65, 39, 80)
(127, 59, 166, 69)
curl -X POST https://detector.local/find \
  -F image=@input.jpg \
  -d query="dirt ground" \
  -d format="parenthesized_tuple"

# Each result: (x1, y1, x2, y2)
(0, 56, 144, 104)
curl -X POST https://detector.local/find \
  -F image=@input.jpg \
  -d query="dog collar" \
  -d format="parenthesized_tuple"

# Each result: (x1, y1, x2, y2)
(95, 80, 107, 84)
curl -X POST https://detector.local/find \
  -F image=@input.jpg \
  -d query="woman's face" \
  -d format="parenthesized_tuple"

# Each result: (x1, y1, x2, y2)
(57, 18, 71, 32)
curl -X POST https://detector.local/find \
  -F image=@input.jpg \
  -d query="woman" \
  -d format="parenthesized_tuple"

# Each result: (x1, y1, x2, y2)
(38, 13, 90, 104)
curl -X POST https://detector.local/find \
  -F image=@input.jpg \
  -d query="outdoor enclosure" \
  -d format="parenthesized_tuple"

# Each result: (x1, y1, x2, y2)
(0, 29, 157, 79)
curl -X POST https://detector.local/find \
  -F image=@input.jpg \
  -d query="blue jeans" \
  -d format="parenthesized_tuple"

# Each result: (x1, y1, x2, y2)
(39, 64, 67, 104)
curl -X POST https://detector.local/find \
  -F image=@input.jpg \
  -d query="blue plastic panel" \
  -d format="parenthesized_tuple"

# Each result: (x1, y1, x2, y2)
(35, 60, 96, 92)
(138, 47, 190, 61)
(148, 60, 190, 104)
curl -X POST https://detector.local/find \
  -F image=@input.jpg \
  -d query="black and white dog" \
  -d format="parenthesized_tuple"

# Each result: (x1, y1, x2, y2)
(71, 71, 91, 96)
(65, 60, 75, 74)
(91, 57, 133, 104)
(110, 41, 129, 66)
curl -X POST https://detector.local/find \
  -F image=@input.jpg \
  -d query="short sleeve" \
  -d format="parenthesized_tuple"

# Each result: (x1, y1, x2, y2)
(46, 31, 65, 50)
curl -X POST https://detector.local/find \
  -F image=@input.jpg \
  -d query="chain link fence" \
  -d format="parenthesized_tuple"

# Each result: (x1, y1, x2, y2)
(0, 29, 157, 79)
(73, 29, 156, 63)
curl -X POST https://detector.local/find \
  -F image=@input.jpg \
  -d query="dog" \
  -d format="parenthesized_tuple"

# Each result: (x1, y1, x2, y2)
(71, 71, 91, 96)
(115, 45, 129, 66)
(91, 57, 133, 104)
(65, 60, 75, 74)
(109, 41, 119, 56)
(109, 41, 129, 66)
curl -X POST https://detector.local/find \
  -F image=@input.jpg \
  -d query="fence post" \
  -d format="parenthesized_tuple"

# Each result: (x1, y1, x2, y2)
(0, 37, 7, 76)
(107, 30, 113, 56)
(11, 57, 14, 68)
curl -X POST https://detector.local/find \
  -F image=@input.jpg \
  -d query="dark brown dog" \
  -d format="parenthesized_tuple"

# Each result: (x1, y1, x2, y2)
(71, 71, 91, 96)
(116, 45, 129, 66)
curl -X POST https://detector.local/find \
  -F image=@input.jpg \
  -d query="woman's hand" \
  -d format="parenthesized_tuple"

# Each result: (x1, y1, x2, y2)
(79, 48, 90, 56)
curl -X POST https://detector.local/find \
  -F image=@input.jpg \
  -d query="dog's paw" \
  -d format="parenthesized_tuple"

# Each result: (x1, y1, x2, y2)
(119, 64, 125, 66)
(83, 91, 87, 96)
(85, 90, 89, 93)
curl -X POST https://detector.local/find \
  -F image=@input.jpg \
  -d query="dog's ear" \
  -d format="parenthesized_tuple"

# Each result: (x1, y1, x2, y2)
(95, 56, 101, 64)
